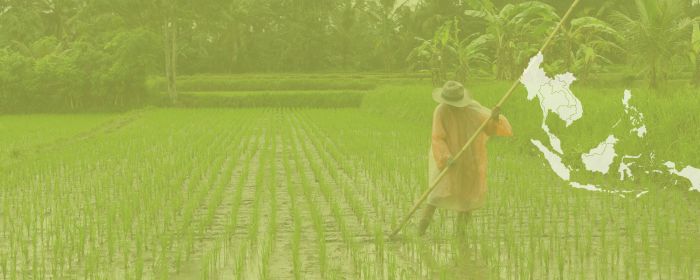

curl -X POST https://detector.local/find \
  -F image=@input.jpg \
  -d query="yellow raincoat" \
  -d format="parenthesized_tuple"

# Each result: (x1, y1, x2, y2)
(427, 102, 513, 212)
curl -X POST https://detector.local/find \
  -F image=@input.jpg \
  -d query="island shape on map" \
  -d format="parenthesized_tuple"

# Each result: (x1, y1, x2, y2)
(581, 135, 619, 174)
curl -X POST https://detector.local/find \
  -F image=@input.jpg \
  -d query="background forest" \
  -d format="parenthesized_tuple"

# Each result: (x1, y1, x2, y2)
(1, 0, 699, 113)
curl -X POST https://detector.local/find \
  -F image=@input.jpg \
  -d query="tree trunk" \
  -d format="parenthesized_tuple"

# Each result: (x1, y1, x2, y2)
(230, 25, 240, 73)
(649, 64, 658, 89)
(496, 48, 507, 80)
(430, 55, 443, 87)
(455, 66, 468, 85)
(53, 2, 64, 41)
(694, 56, 700, 88)
(172, 21, 178, 100)
(164, 20, 178, 104)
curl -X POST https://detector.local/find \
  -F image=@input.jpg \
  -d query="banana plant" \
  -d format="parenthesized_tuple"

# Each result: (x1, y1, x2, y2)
(407, 18, 492, 85)
(559, 16, 623, 79)
(464, 0, 559, 80)
(455, 33, 492, 83)
(406, 20, 458, 86)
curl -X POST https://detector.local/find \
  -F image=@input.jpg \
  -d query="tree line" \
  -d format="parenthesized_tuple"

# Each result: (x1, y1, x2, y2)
(1, 0, 698, 112)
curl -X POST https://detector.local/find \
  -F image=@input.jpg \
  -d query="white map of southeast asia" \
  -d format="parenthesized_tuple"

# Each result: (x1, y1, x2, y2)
(519, 53, 700, 196)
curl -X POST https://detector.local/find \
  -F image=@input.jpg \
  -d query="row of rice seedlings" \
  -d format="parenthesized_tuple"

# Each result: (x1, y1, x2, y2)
(226, 124, 267, 280)
(289, 111, 391, 277)
(292, 111, 373, 229)
(224, 133, 259, 230)
(239, 123, 270, 278)
(169, 120, 241, 277)
(299, 110, 432, 277)
(206, 133, 260, 279)
(279, 126, 304, 280)
(283, 115, 332, 278)
(183, 117, 262, 279)
(163, 134, 228, 276)
(131, 115, 237, 277)
(290, 117, 351, 239)
(288, 112, 367, 279)
(127, 113, 241, 278)
(291, 109, 416, 279)
(175, 128, 232, 267)
(209, 128, 261, 269)
(311, 128, 422, 277)
(199, 122, 254, 237)
(259, 121, 277, 279)
(296, 110, 424, 224)
(199, 242, 219, 279)
(294, 110, 428, 277)
(290, 202, 303, 280)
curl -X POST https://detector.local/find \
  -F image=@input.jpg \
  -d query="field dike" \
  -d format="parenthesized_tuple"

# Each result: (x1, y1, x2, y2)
(2, 110, 144, 165)
(172, 91, 365, 109)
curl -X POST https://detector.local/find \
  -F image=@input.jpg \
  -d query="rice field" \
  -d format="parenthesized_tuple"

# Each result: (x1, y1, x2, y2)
(1, 76, 699, 279)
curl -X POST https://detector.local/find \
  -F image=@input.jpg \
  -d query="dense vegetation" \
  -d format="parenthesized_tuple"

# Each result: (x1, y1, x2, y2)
(1, 0, 699, 113)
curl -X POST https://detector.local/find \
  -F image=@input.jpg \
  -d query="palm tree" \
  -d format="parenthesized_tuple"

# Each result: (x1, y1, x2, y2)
(693, 1, 700, 87)
(612, 0, 695, 88)
(692, 21, 700, 87)
(464, 0, 559, 80)
(367, 0, 413, 71)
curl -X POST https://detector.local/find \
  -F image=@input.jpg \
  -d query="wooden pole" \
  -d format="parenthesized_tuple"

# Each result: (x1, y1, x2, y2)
(389, 0, 582, 238)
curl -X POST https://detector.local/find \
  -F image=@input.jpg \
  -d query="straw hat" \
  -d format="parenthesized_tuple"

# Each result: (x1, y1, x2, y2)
(432, 81, 476, 108)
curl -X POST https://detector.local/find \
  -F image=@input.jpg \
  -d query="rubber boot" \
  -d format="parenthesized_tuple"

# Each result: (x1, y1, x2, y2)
(417, 205, 436, 236)
(455, 211, 472, 239)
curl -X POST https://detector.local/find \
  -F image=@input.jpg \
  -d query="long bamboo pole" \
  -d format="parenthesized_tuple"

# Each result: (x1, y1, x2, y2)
(389, 0, 582, 238)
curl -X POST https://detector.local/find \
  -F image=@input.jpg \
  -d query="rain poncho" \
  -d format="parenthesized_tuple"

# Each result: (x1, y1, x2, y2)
(427, 103, 513, 212)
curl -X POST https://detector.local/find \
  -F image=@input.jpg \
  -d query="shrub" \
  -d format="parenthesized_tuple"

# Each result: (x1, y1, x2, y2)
(34, 53, 83, 110)
(151, 77, 378, 92)
(0, 49, 35, 112)
(0, 31, 157, 113)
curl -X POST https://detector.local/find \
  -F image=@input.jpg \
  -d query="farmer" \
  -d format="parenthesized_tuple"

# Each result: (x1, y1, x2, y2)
(418, 80, 513, 236)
